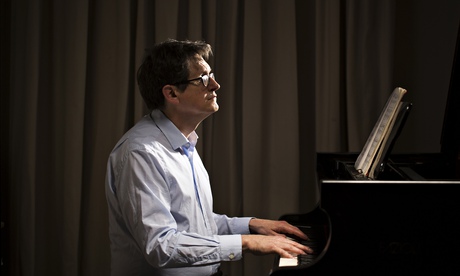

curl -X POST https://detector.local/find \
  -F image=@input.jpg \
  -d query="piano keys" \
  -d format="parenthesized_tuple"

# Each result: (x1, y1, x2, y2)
(270, 206, 331, 275)
(278, 225, 325, 267)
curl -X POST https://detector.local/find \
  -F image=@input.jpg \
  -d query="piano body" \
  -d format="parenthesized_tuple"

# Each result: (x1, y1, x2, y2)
(270, 24, 460, 275)
(271, 153, 460, 276)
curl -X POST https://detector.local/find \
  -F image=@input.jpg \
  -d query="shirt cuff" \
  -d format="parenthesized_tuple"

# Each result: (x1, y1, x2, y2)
(218, 234, 243, 261)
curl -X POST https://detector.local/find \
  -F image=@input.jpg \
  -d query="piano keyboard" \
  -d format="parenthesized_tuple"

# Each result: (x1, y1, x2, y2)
(278, 225, 324, 267)
(269, 206, 331, 275)
(278, 253, 318, 267)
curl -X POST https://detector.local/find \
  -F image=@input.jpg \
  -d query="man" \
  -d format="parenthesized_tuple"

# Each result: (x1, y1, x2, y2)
(105, 39, 311, 276)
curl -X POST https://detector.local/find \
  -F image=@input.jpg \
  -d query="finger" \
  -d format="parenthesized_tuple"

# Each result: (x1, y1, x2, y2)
(271, 231, 287, 238)
(280, 223, 309, 240)
(263, 226, 288, 237)
(291, 242, 313, 255)
(290, 238, 313, 253)
(276, 247, 297, 259)
(292, 228, 309, 240)
(281, 238, 313, 255)
(297, 243, 313, 254)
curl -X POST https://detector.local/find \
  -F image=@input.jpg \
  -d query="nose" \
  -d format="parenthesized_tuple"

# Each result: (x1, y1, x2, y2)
(209, 76, 220, 91)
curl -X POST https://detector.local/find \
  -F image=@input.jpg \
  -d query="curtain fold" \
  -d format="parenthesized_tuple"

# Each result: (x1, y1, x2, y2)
(345, 0, 395, 151)
(315, 0, 345, 152)
(315, 0, 395, 153)
(239, 1, 300, 274)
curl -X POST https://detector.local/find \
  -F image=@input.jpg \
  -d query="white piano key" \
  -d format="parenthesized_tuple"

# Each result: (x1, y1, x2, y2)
(278, 256, 298, 267)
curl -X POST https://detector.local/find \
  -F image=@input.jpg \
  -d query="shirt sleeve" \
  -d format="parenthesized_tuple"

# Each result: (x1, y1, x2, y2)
(114, 146, 244, 268)
(213, 213, 253, 235)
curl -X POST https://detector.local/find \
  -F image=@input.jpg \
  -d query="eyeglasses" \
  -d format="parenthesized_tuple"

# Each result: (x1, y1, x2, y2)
(173, 73, 215, 87)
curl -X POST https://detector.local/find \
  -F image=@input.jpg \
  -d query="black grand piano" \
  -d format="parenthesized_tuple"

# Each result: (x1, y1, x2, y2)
(270, 25, 460, 275)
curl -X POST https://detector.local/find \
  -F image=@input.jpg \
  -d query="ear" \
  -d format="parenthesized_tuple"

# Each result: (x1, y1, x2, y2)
(162, 85, 179, 104)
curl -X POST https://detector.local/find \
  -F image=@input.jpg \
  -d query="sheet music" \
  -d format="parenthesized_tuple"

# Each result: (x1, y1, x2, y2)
(368, 102, 404, 179)
(355, 87, 407, 177)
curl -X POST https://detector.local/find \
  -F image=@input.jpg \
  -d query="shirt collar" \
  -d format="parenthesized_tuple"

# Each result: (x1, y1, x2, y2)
(150, 109, 198, 150)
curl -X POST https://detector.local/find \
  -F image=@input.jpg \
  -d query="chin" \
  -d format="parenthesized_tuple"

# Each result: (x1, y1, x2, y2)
(211, 103, 219, 112)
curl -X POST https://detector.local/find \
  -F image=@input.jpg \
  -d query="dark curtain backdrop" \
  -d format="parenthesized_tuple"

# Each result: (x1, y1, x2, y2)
(2, 0, 459, 275)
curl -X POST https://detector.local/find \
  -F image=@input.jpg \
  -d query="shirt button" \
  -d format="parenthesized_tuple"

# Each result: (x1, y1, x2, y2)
(229, 253, 235, 260)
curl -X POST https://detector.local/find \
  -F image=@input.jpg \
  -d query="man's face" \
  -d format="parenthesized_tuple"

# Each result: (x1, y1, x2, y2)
(176, 55, 220, 119)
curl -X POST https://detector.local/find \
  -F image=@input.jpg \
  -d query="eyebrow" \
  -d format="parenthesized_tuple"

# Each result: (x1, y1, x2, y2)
(202, 67, 211, 74)
(195, 70, 211, 78)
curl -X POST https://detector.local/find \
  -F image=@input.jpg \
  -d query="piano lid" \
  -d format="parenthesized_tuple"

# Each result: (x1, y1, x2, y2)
(441, 22, 460, 158)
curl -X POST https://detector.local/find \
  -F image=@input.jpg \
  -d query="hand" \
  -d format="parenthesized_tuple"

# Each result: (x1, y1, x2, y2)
(249, 218, 309, 240)
(241, 234, 313, 258)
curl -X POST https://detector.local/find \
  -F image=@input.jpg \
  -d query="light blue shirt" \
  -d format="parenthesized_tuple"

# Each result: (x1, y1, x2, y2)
(105, 109, 251, 276)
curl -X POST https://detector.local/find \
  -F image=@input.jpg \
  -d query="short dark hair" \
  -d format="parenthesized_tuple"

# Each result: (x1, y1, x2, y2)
(137, 39, 213, 110)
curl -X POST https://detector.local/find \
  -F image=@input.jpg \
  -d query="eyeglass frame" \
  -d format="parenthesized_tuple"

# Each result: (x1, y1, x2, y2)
(173, 73, 215, 87)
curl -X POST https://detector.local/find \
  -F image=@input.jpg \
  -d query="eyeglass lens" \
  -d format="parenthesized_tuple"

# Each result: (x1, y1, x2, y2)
(203, 73, 215, 87)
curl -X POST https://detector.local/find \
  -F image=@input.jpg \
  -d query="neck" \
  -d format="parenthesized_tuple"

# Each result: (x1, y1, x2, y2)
(161, 108, 205, 138)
